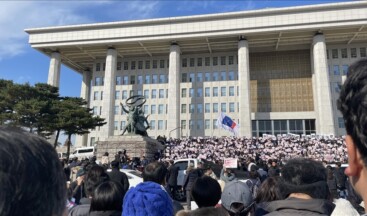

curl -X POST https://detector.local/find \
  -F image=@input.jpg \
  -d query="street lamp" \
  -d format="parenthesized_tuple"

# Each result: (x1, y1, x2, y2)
(169, 127, 182, 138)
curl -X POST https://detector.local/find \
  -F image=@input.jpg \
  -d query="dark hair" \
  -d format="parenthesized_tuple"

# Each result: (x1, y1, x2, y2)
(111, 160, 119, 169)
(280, 158, 328, 199)
(90, 181, 124, 212)
(84, 165, 109, 197)
(191, 176, 221, 208)
(338, 59, 367, 165)
(142, 162, 167, 184)
(255, 177, 282, 203)
(0, 127, 66, 216)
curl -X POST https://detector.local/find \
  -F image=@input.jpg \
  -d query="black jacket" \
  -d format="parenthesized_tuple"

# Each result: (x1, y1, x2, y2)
(89, 211, 122, 216)
(183, 169, 203, 191)
(167, 165, 179, 186)
(107, 168, 130, 193)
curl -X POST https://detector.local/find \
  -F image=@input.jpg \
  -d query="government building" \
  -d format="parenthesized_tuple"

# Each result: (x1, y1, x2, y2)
(26, 1, 367, 146)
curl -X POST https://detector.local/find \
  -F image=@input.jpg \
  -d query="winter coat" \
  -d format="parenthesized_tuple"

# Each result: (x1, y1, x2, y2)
(167, 165, 179, 186)
(183, 169, 203, 191)
(107, 168, 129, 192)
(89, 211, 122, 216)
(68, 198, 91, 216)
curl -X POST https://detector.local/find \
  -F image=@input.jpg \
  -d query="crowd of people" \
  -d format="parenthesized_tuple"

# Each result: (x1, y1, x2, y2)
(1, 59, 367, 216)
(163, 135, 348, 165)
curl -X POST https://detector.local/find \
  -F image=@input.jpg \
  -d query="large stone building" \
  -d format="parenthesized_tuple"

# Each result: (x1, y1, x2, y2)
(26, 1, 367, 146)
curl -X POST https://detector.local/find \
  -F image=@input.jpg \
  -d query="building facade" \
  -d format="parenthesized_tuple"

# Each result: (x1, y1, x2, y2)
(26, 1, 367, 146)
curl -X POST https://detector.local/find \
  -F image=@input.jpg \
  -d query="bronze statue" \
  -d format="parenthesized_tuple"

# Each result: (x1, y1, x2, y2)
(121, 95, 150, 136)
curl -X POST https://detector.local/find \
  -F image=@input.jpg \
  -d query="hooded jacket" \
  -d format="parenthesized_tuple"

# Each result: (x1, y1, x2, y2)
(264, 197, 335, 216)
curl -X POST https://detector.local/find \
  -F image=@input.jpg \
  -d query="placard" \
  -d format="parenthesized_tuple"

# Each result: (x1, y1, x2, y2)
(223, 158, 238, 168)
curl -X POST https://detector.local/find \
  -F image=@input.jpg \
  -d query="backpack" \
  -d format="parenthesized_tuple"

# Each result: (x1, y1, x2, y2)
(246, 178, 260, 199)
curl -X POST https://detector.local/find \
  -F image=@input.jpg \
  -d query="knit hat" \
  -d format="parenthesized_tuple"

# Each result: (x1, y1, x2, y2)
(123, 181, 173, 216)
(221, 180, 253, 214)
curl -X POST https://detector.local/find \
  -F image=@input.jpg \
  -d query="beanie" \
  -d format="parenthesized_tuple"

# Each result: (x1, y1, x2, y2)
(123, 181, 173, 216)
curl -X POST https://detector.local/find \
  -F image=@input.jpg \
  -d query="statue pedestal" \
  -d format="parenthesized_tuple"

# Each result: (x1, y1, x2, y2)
(95, 135, 164, 162)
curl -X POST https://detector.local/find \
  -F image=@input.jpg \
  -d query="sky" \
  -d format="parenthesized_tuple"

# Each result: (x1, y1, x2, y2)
(0, 0, 352, 144)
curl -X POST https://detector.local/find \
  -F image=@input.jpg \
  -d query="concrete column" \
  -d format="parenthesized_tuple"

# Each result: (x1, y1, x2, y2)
(76, 70, 92, 146)
(167, 44, 181, 138)
(48, 51, 61, 87)
(238, 39, 252, 138)
(312, 34, 335, 135)
(100, 48, 117, 138)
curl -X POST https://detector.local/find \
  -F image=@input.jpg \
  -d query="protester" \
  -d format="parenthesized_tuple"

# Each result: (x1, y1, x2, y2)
(89, 181, 124, 216)
(220, 167, 236, 183)
(254, 176, 283, 216)
(337, 58, 367, 215)
(167, 160, 179, 197)
(107, 160, 129, 193)
(191, 176, 222, 208)
(69, 168, 87, 205)
(183, 163, 204, 210)
(0, 127, 66, 216)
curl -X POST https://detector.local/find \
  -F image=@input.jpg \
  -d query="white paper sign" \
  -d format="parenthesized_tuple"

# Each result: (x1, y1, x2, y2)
(224, 158, 238, 168)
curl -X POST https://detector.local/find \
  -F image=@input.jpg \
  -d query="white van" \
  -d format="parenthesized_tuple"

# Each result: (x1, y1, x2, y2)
(69, 147, 95, 159)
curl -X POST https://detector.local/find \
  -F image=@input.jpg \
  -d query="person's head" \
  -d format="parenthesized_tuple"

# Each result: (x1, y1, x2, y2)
(0, 127, 66, 216)
(142, 161, 168, 185)
(111, 160, 119, 169)
(221, 180, 254, 216)
(280, 158, 329, 199)
(255, 176, 283, 203)
(123, 181, 173, 216)
(103, 152, 109, 157)
(204, 167, 213, 176)
(84, 165, 109, 198)
(191, 176, 222, 208)
(271, 161, 277, 167)
(90, 181, 124, 212)
(337, 59, 367, 197)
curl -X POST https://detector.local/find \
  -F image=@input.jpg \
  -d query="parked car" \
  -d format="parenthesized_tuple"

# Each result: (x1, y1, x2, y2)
(107, 169, 143, 188)
(69, 147, 95, 159)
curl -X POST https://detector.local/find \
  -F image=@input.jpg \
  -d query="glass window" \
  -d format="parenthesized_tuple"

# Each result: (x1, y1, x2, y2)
(102, 63, 106, 71)
(96, 63, 101, 71)
(129, 90, 134, 97)
(158, 120, 163, 130)
(213, 103, 218, 113)
(220, 72, 226, 81)
(213, 72, 218, 81)
(130, 75, 135, 84)
(182, 88, 187, 98)
(152, 74, 158, 84)
(99, 106, 102, 115)
(197, 120, 203, 129)
(229, 86, 235, 96)
(189, 120, 193, 129)
(114, 106, 119, 115)
(229, 103, 235, 112)
(205, 103, 210, 113)
(122, 90, 127, 99)
(142, 105, 148, 114)
(92, 106, 98, 115)
(182, 73, 188, 83)
(145, 75, 151, 84)
(213, 87, 218, 97)
(181, 120, 187, 129)
(100, 91, 103, 100)
(123, 76, 128, 85)
(138, 61, 143, 70)
(160, 60, 165, 68)
(137, 75, 143, 85)
(333, 65, 340, 76)
(116, 76, 122, 85)
(189, 88, 194, 97)
(205, 72, 210, 81)
(341, 48, 348, 58)
(221, 103, 226, 112)
(123, 62, 129, 70)
(131, 61, 136, 70)
(220, 56, 226, 65)
(137, 90, 142, 96)
(228, 71, 235, 80)
(145, 60, 150, 69)
(342, 65, 348, 75)
(189, 104, 195, 113)
(151, 89, 157, 98)
(189, 73, 195, 82)
(94, 91, 99, 100)
(228, 56, 234, 65)
(150, 120, 155, 130)
(158, 104, 164, 114)
(334, 82, 341, 93)
(182, 58, 187, 67)
(117, 62, 122, 70)
(213, 119, 218, 129)
(205, 57, 210, 66)
(159, 89, 164, 98)
(159, 74, 165, 83)
(360, 47, 366, 57)
(205, 87, 210, 97)
(95, 77, 102, 86)
(152, 60, 158, 69)
(332, 49, 338, 59)
(197, 58, 202, 67)
(181, 104, 186, 113)
(213, 57, 218, 66)
(114, 121, 118, 130)
(189, 58, 195, 67)
(205, 120, 210, 129)
(197, 73, 203, 82)
(197, 104, 203, 113)
(120, 121, 126, 130)
(151, 105, 156, 114)
(221, 87, 226, 96)
(115, 91, 120, 100)
(338, 117, 345, 128)
(197, 88, 203, 97)
(351, 48, 357, 58)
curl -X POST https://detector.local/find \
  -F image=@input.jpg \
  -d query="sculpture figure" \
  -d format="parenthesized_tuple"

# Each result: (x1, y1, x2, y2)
(121, 95, 150, 136)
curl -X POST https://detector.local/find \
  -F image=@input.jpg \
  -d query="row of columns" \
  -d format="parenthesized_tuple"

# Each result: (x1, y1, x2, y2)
(47, 34, 335, 146)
